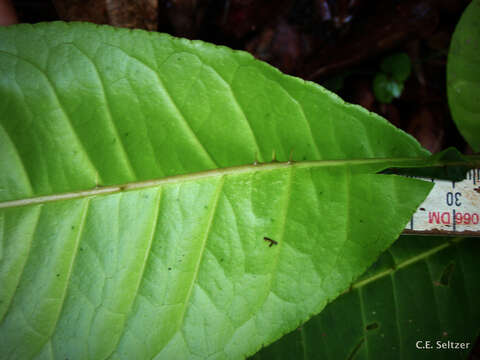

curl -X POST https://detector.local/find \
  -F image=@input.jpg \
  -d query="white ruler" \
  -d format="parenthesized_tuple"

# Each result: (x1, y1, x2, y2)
(403, 169, 480, 236)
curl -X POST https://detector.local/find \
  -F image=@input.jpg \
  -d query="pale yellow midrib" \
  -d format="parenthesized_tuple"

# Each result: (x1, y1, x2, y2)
(350, 238, 463, 291)
(0, 157, 426, 209)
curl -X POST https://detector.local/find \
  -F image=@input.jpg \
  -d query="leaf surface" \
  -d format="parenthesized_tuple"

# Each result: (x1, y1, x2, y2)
(0, 22, 435, 359)
(251, 236, 480, 360)
(447, 0, 480, 152)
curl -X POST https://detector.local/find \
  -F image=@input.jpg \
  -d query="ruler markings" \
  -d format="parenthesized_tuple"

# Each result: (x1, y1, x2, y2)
(404, 169, 480, 236)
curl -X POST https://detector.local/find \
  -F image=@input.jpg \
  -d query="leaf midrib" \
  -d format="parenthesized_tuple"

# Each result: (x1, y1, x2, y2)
(350, 238, 463, 291)
(0, 157, 432, 209)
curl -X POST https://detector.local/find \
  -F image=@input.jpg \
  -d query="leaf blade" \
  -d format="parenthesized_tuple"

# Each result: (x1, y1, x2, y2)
(0, 22, 439, 359)
(447, 0, 480, 152)
(0, 22, 430, 202)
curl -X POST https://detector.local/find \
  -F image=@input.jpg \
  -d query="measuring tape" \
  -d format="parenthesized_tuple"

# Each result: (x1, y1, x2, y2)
(403, 169, 480, 236)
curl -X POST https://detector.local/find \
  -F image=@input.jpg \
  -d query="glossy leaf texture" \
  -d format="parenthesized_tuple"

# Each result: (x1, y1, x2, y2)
(0, 22, 435, 359)
(251, 236, 480, 360)
(447, 0, 480, 152)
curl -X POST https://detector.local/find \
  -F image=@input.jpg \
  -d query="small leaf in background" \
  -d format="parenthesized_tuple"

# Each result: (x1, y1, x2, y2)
(373, 73, 404, 104)
(373, 53, 411, 104)
(447, 0, 480, 152)
(381, 52, 412, 83)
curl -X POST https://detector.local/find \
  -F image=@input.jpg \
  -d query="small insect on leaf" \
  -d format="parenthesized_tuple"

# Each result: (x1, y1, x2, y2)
(263, 237, 278, 247)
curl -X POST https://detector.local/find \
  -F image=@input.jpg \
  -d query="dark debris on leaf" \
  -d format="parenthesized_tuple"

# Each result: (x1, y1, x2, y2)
(366, 322, 379, 331)
(439, 262, 455, 286)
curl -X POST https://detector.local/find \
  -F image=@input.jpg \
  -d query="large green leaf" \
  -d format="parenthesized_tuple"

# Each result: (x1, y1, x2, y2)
(251, 236, 480, 359)
(0, 22, 438, 359)
(447, 0, 480, 152)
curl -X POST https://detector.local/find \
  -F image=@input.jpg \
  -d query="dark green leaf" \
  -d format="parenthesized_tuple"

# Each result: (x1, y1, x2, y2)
(373, 73, 404, 104)
(251, 236, 480, 360)
(380, 53, 411, 84)
(447, 0, 480, 152)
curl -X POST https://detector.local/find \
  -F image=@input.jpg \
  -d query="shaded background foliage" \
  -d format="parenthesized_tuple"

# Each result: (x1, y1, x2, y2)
(5, 0, 480, 358)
